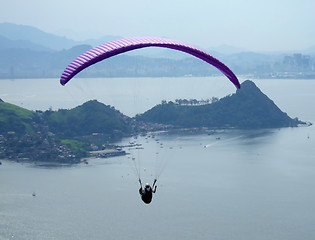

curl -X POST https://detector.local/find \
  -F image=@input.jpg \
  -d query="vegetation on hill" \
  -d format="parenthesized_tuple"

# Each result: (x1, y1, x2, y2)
(0, 100, 36, 135)
(42, 100, 132, 138)
(0, 81, 307, 138)
(136, 80, 304, 128)
(0, 100, 133, 161)
(0, 82, 308, 163)
(60, 139, 90, 158)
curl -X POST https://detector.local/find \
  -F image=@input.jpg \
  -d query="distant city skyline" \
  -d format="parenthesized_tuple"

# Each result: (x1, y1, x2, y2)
(1, 0, 315, 52)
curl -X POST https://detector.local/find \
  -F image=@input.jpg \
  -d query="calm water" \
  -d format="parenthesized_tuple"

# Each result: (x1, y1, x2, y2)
(1, 77, 315, 240)
(0, 76, 238, 117)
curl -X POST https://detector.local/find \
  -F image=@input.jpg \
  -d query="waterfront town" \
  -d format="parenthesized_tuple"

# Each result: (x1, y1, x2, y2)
(0, 131, 82, 163)
(0, 131, 128, 164)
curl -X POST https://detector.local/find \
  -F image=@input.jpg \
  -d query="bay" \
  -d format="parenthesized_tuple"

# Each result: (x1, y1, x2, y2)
(0, 76, 238, 117)
(1, 77, 315, 240)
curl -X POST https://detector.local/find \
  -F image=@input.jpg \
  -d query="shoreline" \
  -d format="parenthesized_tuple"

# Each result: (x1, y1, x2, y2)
(1, 124, 312, 166)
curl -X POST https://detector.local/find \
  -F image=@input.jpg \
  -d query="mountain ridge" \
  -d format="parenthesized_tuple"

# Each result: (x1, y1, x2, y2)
(0, 81, 309, 162)
(1, 22, 314, 79)
(0, 22, 76, 50)
(0, 80, 307, 138)
(136, 80, 305, 129)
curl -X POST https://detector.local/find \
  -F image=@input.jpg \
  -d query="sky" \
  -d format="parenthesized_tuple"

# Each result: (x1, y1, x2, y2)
(0, 0, 314, 52)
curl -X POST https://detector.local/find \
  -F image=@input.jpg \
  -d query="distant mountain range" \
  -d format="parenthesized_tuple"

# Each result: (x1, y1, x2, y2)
(0, 22, 76, 51)
(0, 22, 314, 79)
(0, 22, 123, 51)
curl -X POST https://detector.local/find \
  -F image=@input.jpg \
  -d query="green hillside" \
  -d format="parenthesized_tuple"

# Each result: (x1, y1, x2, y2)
(136, 80, 304, 129)
(43, 100, 132, 137)
(0, 99, 36, 134)
(0, 80, 307, 138)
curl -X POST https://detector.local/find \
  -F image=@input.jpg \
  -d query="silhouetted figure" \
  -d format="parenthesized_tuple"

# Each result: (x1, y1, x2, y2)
(139, 179, 157, 204)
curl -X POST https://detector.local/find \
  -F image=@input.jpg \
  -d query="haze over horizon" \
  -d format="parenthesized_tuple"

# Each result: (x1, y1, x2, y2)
(1, 0, 314, 53)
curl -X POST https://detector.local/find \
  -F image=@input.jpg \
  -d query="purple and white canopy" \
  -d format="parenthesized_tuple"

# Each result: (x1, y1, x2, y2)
(60, 37, 240, 89)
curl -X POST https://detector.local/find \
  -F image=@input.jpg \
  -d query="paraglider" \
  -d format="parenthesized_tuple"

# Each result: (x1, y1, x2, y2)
(139, 179, 157, 204)
(59, 37, 241, 204)
(60, 37, 240, 89)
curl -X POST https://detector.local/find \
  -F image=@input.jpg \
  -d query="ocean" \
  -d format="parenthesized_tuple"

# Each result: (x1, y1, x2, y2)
(1, 77, 315, 240)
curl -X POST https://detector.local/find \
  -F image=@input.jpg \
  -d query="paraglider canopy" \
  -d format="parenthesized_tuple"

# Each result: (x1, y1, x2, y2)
(60, 37, 240, 89)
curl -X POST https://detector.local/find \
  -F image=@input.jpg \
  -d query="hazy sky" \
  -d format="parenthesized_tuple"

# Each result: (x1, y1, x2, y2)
(1, 0, 314, 52)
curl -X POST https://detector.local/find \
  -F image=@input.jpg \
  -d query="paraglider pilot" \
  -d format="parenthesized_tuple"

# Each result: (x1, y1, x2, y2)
(139, 179, 157, 204)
